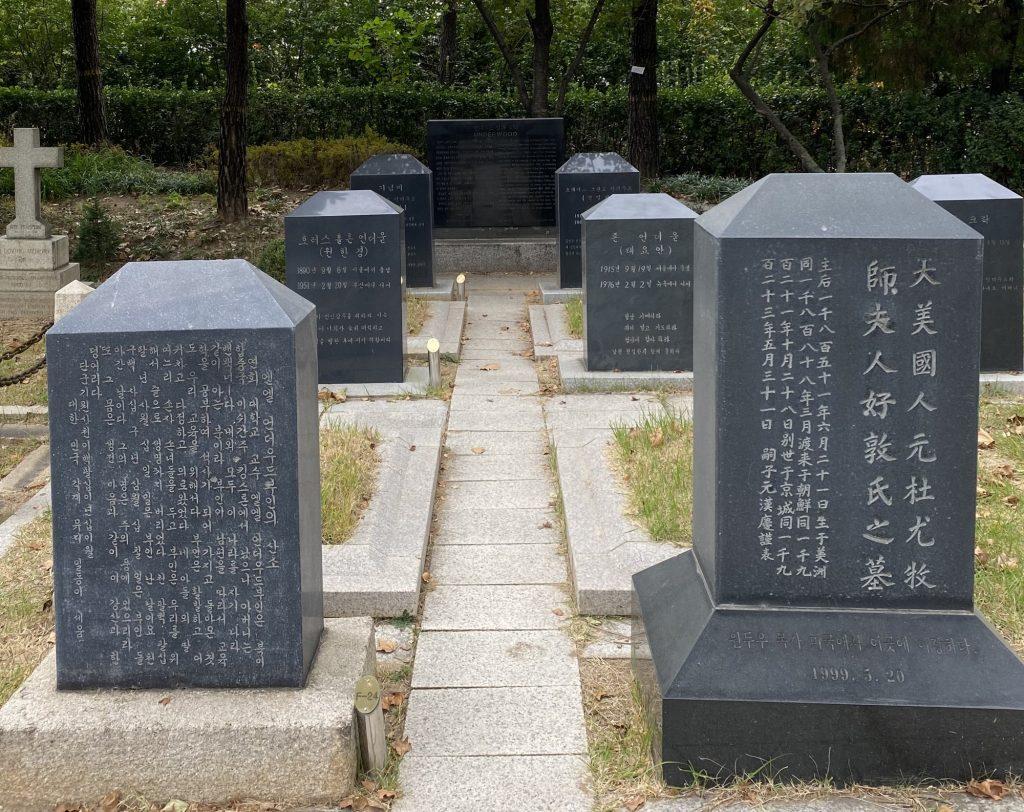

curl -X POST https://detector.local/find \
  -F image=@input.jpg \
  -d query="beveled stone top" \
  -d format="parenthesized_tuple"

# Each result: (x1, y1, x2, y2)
(558, 152, 638, 175)
(911, 173, 1022, 202)
(288, 190, 402, 219)
(582, 192, 696, 222)
(352, 153, 431, 176)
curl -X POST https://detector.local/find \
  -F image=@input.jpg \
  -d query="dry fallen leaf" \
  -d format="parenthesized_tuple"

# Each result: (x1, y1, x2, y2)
(409, 444, 417, 451)
(967, 778, 1007, 800)
(393, 736, 412, 756)
(382, 691, 406, 712)
(1004, 494, 1020, 507)
(361, 778, 378, 793)
(978, 485, 990, 498)
(978, 428, 996, 449)
(539, 520, 553, 529)
(997, 554, 1019, 571)
(471, 447, 485, 455)
(98, 790, 121, 812)
(158, 695, 173, 706)
(421, 571, 433, 584)
(161, 801, 189, 812)
(479, 363, 500, 371)
(623, 795, 647, 811)
(650, 428, 664, 448)
(376, 639, 398, 654)
(976, 546, 990, 566)
(552, 608, 565, 617)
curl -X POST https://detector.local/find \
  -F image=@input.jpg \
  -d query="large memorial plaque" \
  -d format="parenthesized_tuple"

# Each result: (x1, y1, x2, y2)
(558, 153, 640, 289)
(911, 173, 1023, 372)
(47, 260, 324, 689)
(285, 191, 406, 384)
(632, 174, 1024, 784)
(427, 118, 565, 230)
(582, 193, 696, 371)
(351, 154, 434, 289)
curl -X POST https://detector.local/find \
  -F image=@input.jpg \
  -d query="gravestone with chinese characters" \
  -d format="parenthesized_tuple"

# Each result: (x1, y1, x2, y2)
(910, 174, 1023, 372)
(285, 190, 406, 384)
(633, 173, 1024, 785)
(0, 127, 80, 319)
(351, 154, 434, 290)
(582, 193, 696, 371)
(557, 152, 640, 289)
(427, 118, 564, 230)
(47, 260, 324, 689)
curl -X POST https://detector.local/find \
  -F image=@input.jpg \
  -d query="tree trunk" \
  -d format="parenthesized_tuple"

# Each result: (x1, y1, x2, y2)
(528, 0, 553, 116)
(70, 0, 107, 145)
(218, 0, 249, 223)
(439, 0, 458, 84)
(627, 0, 658, 177)
(990, 0, 1022, 94)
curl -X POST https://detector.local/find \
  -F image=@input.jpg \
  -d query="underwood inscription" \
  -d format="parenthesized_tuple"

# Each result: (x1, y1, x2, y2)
(427, 118, 565, 230)
(48, 260, 323, 690)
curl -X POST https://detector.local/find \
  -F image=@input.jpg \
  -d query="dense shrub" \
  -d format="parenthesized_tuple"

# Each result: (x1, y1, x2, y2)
(248, 133, 415, 188)
(647, 173, 753, 211)
(73, 199, 121, 276)
(256, 238, 286, 283)
(1, 83, 1022, 189)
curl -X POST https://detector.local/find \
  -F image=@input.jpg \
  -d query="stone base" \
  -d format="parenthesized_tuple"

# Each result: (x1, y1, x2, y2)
(981, 372, 1024, 394)
(435, 235, 556, 275)
(538, 282, 581, 304)
(529, 304, 583, 359)
(407, 300, 467, 360)
(0, 235, 69, 270)
(0, 262, 80, 321)
(633, 551, 1024, 786)
(408, 276, 456, 301)
(557, 353, 693, 392)
(320, 365, 429, 397)
(0, 617, 375, 810)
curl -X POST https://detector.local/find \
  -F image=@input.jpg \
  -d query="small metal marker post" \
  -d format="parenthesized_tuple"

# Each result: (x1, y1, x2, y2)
(427, 337, 442, 388)
(354, 674, 387, 773)
(455, 273, 467, 302)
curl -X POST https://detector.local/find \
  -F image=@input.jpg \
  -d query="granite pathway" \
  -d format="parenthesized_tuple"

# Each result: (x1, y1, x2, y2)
(397, 274, 591, 811)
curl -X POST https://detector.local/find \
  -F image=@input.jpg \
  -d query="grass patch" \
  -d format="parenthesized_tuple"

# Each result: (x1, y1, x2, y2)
(320, 424, 381, 545)
(0, 323, 49, 408)
(564, 296, 583, 339)
(611, 407, 693, 545)
(0, 513, 54, 707)
(647, 173, 751, 212)
(407, 295, 429, 337)
(0, 437, 43, 481)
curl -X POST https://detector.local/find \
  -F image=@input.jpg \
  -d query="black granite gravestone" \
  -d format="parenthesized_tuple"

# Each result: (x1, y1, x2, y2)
(582, 193, 696, 372)
(557, 153, 640, 289)
(427, 118, 565, 230)
(47, 260, 323, 690)
(910, 174, 1023, 372)
(285, 191, 406, 384)
(633, 173, 1024, 784)
(351, 154, 434, 290)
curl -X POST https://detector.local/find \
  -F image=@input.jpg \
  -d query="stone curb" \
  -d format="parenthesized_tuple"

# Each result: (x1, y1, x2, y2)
(320, 365, 430, 398)
(556, 352, 694, 393)
(0, 405, 48, 419)
(320, 399, 447, 617)
(528, 304, 583, 359)
(0, 442, 49, 495)
(546, 395, 688, 615)
(538, 282, 581, 304)
(0, 617, 375, 810)
(408, 276, 457, 301)
(408, 300, 467, 359)
(435, 235, 557, 275)
(0, 482, 50, 560)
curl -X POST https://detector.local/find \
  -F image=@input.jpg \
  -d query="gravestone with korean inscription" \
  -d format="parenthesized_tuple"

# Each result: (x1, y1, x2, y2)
(910, 174, 1023, 372)
(427, 118, 565, 230)
(582, 193, 696, 371)
(285, 190, 406, 384)
(351, 154, 434, 290)
(47, 260, 324, 689)
(557, 152, 640, 289)
(632, 173, 1024, 785)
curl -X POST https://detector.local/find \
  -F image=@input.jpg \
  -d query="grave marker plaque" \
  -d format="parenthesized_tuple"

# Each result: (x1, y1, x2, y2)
(582, 193, 696, 371)
(285, 191, 406, 384)
(910, 174, 1023, 372)
(427, 118, 565, 230)
(632, 173, 1024, 784)
(558, 152, 640, 289)
(351, 154, 434, 289)
(48, 260, 324, 689)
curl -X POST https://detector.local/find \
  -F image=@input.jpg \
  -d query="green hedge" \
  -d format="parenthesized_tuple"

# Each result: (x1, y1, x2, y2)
(1, 83, 1022, 189)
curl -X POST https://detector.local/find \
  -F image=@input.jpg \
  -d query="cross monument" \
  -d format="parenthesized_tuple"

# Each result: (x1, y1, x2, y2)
(0, 128, 63, 239)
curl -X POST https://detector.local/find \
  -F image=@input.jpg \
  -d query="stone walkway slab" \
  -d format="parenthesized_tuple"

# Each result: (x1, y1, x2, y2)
(444, 453, 549, 482)
(421, 584, 568, 630)
(412, 630, 579, 688)
(432, 507, 560, 545)
(442, 479, 554, 511)
(430, 543, 563, 585)
(446, 430, 546, 456)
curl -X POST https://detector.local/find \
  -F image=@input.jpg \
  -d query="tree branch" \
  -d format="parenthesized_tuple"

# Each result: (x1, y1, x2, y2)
(554, 0, 608, 114)
(809, 24, 846, 172)
(730, 1, 824, 172)
(471, 0, 532, 112)
(824, 0, 918, 55)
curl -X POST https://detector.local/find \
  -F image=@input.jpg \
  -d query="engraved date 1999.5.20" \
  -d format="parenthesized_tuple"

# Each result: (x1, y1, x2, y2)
(811, 666, 906, 683)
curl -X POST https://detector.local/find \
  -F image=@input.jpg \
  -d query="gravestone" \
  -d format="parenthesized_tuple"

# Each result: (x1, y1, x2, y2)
(557, 153, 640, 289)
(633, 173, 1024, 784)
(47, 260, 323, 689)
(285, 190, 406, 384)
(582, 193, 696, 371)
(427, 118, 565, 230)
(0, 127, 80, 319)
(351, 154, 434, 290)
(910, 174, 1023, 372)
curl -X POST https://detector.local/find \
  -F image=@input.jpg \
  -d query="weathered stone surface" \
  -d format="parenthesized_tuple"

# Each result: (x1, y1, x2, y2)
(47, 260, 323, 689)
(557, 153, 640, 288)
(53, 279, 93, 322)
(285, 190, 406, 384)
(582, 193, 698, 371)
(351, 153, 434, 289)
(911, 173, 1023, 372)
(428, 118, 565, 230)
(421, 584, 567, 630)
(429, 543, 564, 585)
(0, 128, 62, 239)
(0, 235, 69, 269)
(412, 629, 578, 687)
(0, 617, 374, 810)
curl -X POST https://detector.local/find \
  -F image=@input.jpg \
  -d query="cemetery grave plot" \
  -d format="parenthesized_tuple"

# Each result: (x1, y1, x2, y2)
(320, 424, 381, 545)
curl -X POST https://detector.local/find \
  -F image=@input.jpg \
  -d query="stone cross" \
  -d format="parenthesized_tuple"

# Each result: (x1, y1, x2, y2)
(0, 128, 63, 240)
